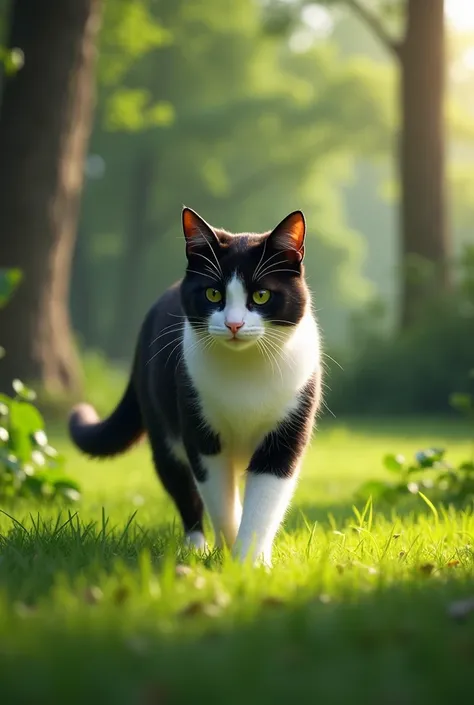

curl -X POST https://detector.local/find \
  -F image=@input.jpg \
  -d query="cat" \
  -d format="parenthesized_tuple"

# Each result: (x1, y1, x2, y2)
(69, 207, 322, 565)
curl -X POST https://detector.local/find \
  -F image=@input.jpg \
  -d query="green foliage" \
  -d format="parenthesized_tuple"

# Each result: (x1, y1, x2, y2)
(327, 246, 474, 414)
(0, 267, 22, 308)
(0, 420, 473, 703)
(0, 46, 24, 75)
(0, 380, 80, 501)
(356, 383, 474, 505)
(76, 0, 392, 358)
(0, 270, 79, 501)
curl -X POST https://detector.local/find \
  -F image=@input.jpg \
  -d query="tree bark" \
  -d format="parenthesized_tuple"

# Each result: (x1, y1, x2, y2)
(0, 0, 102, 394)
(399, 0, 448, 327)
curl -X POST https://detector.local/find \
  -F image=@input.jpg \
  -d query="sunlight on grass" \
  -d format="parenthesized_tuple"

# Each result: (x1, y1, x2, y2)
(0, 418, 473, 704)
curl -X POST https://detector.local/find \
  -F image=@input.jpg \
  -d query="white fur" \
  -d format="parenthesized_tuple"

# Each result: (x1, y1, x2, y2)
(182, 274, 320, 564)
(185, 530, 208, 551)
(195, 454, 242, 548)
(234, 472, 298, 565)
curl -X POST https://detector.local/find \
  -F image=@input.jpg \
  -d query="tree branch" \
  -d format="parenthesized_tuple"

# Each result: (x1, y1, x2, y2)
(344, 0, 401, 58)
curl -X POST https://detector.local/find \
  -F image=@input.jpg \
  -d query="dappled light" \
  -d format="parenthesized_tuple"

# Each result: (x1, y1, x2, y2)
(0, 0, 474, 702)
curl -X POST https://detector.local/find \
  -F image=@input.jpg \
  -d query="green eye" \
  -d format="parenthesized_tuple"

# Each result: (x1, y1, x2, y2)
(252, 289, 271, 305)
(205, 288, 223, 303)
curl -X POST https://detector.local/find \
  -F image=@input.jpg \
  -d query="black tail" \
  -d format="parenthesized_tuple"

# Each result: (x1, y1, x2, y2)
(68, 380, 144, 458)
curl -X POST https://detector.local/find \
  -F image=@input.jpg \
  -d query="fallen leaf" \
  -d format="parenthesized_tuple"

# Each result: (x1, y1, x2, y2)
(447, 560, 460, 568)
(419, 563, 435, 576)
(175, 564, 192, 578)
(262, 596, 285, 608)
(179, 601, 220, 618)
(84, 586, 103, 604)
(114, 586, 130, 604)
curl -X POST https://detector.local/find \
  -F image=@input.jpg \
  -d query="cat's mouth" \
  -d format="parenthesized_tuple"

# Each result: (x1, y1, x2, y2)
(208, 327, 262, 350)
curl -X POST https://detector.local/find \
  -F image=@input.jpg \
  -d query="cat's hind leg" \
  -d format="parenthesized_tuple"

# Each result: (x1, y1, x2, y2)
(149, 435, 207, 550)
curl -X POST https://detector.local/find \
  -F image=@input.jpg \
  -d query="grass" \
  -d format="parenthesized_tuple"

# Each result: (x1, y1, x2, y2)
(1, 416, 474, 705)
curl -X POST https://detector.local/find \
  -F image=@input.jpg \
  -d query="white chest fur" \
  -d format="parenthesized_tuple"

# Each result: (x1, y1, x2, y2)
(183, 312, 320, 464)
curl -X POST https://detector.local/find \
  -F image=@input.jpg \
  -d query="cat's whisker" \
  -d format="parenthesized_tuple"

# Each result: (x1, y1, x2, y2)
(254, 256, 289, 280)
(259, 337, 283, 382)
(185, 269, 220, 282)
(322, 352, 344, 371)
(262, 336, 290, 377)
(149, 324, 186, 346)
(256, 339, 274, 376)
(203, 235, 224, 279)
(149, 320, 211, 347)
(165, 339, 184, 369)
(146, 333, 195, 365)
(256, 267, 298, 278)
(252, 239, 268, 282)
(192, 252, 222, 280)
(253, 249, 286, 280)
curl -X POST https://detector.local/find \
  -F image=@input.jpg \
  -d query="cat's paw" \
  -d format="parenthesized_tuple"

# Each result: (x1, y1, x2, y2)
(185, 531, 209, 552)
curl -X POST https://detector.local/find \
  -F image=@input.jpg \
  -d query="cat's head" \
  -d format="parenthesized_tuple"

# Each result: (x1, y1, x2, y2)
(180, 207, 310, 351)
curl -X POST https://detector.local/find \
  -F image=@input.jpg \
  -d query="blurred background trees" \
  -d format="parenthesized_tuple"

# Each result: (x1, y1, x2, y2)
(0, 0, 473, 413)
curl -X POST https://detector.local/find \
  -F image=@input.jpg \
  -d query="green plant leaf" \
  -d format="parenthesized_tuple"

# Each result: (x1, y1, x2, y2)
(356, 479, 392, 500)
(383, 453, 405, 473)
(0, 269, 22, 309)
(51, 476, 81, 492)
(0, 394, 10, 416)
(59, 487, 81, 502)
(415, 448, 445, 468)
(12, 379, 37, 401)
(8, 400, 45, 463)
(450, 393, 472, 414)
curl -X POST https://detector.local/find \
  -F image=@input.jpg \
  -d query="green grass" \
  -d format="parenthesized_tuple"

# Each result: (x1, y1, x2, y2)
(1, 417, 474, 705)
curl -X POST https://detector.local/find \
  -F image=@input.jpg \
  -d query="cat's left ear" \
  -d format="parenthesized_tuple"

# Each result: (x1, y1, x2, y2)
(182, 207, 218, 255)
(268, 210, 306, 263)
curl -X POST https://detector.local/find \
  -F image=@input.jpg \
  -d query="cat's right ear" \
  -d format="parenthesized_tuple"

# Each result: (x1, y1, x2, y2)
(182, 207, 218, 255)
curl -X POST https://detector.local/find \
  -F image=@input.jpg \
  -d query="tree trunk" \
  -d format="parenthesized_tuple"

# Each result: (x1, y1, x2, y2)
(399, 0, 448, 327)
(0, 0, 102, 394)
(107, 151, 155, 361)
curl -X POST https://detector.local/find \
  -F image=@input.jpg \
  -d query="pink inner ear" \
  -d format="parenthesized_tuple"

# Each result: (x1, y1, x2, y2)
(182, 208, 215, 249)
(272, 212, 305, 254)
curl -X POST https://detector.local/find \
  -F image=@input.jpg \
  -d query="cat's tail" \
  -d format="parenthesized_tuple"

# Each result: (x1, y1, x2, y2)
(68, 380, 144, 458)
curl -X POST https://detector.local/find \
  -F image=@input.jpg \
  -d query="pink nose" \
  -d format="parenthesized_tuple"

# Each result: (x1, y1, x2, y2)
(225, 320, 244, 335)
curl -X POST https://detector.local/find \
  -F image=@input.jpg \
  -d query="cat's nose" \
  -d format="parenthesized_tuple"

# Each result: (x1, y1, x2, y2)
(225, 320, 244, 336)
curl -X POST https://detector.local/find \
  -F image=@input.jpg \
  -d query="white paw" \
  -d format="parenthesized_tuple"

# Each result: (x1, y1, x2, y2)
(185, 531, 208, 552)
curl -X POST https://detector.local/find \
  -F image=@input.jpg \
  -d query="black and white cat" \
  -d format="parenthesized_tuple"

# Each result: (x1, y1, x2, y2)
(69, 208, 322, 565)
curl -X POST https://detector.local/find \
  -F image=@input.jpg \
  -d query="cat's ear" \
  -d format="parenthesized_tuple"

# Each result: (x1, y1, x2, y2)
(268, 211, 306, 263)
(182, 207, 218, 254)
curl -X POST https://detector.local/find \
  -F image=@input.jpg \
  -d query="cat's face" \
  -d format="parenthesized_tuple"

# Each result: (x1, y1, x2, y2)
(180, 208, 310, 352)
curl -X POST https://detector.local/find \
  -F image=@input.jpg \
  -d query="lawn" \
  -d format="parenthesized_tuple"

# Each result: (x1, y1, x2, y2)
(1, 416, 474, 705)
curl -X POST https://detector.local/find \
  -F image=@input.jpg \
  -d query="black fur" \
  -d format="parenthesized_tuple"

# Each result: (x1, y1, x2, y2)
(248, 375, 319, 479)
(69, 208, 315, 541)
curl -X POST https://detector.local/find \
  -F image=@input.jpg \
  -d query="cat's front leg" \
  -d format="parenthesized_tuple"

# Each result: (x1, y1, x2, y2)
(233, 376, 318, 566)
(234, 471, 299, 566)
(192, 453, 241, 549)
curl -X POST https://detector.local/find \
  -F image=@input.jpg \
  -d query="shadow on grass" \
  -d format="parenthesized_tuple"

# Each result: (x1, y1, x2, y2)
(0, 509, 194, 603)
(0, 489, 458, 606)
(0, 569, 474, 705)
